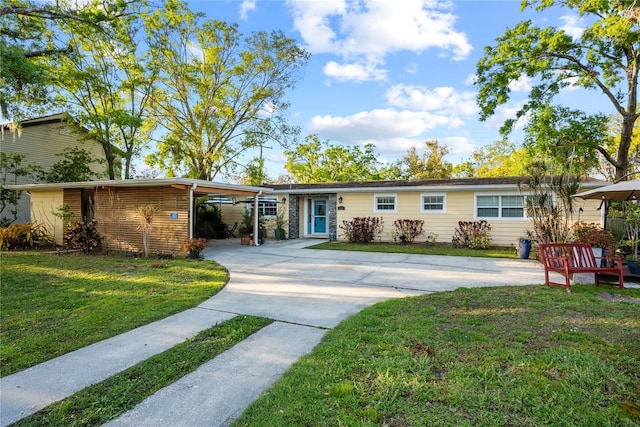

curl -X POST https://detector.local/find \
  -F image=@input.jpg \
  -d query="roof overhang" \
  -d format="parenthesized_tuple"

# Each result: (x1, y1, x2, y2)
(267, 180, 607, 195)
(7, 178, 271, 197)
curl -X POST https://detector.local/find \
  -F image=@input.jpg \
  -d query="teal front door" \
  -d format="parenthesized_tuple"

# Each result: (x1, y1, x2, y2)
(312, 200, 327, 234)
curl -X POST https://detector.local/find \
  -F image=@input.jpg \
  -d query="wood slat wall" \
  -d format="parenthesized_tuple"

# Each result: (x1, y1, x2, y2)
(94, 186, 190, 255)
(63, 189, 83, 224)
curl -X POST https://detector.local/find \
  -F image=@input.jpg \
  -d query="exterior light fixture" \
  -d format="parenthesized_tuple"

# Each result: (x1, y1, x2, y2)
(281, 196, 287, 204)
(338, 195, 343, 204)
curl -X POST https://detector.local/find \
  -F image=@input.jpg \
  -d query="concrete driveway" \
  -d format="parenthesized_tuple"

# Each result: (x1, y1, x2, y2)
(200, 239, 544, 328)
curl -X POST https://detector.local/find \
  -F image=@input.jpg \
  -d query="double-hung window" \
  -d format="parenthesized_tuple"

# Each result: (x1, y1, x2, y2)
(421, 194, 446, 213)
(476, 195, 525, 219)
(247, 198, 278, 217)
(374, 194, 397, 212)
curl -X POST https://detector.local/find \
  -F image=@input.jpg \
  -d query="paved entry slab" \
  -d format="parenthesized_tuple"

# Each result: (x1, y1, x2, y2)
(105, 322, 326, 427)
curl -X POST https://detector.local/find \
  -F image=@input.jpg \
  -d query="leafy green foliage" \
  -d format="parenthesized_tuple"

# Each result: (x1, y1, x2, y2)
(524, 105, 609, 176)
(0, 0, 135, 122)
(522, 162, 580, 244)
(39, 146, 103, 183)
(340, 217, 384, 243)
(387, 140, 453, 180)
(284, 134, 384, 183)
(476, 0, 640, 180)
(454, 139, 532, 178)
(51, 3, 158, 180)
(0, 221, 53, 250)
(145, 0, 309, 180)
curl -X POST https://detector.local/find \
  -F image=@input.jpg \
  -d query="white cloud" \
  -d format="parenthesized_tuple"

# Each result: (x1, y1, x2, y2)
(508, 75, 533, 92)
(287, 0, 471, 82)
(560, 15, 584, 40)
(186, 41, 204, 62)
(405, 62, 419, 74)
(323, 60, 387, 82)
(484, 103, 528, 130)
(385, 84, 477, 116)
(239, 0, 256, 21)
(308, 108, 463, 143)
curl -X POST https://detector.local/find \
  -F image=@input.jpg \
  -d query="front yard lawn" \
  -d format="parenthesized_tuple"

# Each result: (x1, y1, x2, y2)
(234, 285, 640, 426)
(0, 252, 228, 377)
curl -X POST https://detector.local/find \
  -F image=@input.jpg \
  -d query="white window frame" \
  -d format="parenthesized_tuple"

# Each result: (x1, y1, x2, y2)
(374, 194, 397, 213)
(475, 193, 528, 220)
(247, 198, 279, 218)
(420, 193, 446, 213)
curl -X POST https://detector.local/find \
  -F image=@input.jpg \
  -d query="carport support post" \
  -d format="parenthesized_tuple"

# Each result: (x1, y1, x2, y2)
(253, 192, 261, 246)
(189, 183, 197, 239)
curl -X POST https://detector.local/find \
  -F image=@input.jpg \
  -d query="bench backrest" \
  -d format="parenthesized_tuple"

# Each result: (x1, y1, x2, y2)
(539, 243, 598, 269)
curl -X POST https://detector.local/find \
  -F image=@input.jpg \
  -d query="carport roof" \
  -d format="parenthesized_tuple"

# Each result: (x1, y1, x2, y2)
(7, 178, 271, 197)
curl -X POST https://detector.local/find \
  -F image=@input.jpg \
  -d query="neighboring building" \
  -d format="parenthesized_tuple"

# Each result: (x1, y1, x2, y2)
(1, 113, 108, 224)
(8, 178, 267, 254)
(269, 177, 606, 247)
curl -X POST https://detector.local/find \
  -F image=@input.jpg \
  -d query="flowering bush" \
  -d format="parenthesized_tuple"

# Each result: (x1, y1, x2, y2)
(452, 220, 492, 249)
(340, 217, 384, 243)
(392, 219, 424, 244)
(182, 237, 208, 254)
(571, 222, 613, 248)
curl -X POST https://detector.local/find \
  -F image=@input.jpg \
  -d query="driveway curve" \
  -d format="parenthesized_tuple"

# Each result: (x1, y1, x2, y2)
(201, 239, 544, 329)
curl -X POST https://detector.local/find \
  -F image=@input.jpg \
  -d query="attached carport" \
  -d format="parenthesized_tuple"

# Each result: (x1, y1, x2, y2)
(8, 178, 271, 254)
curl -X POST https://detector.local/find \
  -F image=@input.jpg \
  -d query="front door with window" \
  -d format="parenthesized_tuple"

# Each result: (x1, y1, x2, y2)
(308, 199, 327, 235)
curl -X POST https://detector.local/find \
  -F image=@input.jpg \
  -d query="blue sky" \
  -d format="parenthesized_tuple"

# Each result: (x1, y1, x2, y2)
(187, 0, 607, 179)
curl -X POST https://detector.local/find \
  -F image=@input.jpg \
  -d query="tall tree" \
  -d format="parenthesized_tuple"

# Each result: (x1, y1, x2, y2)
(523, 105, 608, 177)
(284, 135, 383, 183)
(454, 139, 532, 178)
(0, 0, 134, 121)
(51, 1, 158, 179)
(389, 140, 453, 180)
(145, 0, 309, 180)
(476, 0, 640, 181)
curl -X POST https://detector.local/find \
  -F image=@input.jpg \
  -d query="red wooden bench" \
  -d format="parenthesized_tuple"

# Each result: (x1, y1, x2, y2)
(539, 243, 624, 292)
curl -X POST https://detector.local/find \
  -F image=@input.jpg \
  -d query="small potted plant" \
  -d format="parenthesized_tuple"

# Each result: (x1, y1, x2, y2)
(183, 237, 208, 259)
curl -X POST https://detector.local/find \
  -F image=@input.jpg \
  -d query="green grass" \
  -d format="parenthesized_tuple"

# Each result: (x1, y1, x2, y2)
(309, 241, 521, 258)
(15, 315, 273, 427)
(1, 252, 229, 376)
(234, 285, 640, 426)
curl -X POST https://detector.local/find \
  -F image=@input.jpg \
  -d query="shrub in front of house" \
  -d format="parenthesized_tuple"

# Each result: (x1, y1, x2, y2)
(64, 220, 102, 253)
(0, 222, 53, 250)
(340, 217, 384, 243)
(392, 219, 424, 244)
(452, 220, 492, 249)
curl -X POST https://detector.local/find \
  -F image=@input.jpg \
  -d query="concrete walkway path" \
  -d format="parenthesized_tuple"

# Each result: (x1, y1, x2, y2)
(1, 240, 545, 426)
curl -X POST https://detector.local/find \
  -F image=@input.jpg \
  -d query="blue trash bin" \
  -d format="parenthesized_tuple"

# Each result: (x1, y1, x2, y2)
(519, 238, 532, 259)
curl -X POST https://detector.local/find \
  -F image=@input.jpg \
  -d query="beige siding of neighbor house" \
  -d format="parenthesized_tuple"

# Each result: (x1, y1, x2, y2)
(1, 117, 107, 224)
(333, 189, 604, 246)
(30, 189, 65, 244)
(94, 186, 190, 255)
